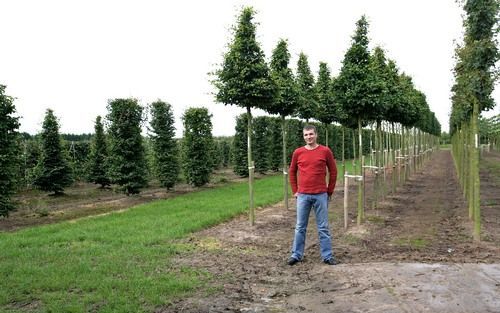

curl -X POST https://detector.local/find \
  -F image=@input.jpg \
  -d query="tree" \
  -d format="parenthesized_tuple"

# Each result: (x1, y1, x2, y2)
(368, 47, 391, 207)
(314, 62, 338, 146)
(334, 15, 373, 224)
(450, 0, 499, 241)
(181, 108, 214, 187)
(107, 98, 148, 195)
(87, 116, 110, 188)
(213, 7, 276, 225)
(149, 100, 179, 190)
(33, 109, 73, 195)
(295, 52, 317, 122)
(267, 39, 300, 210)
(0, 85, 20, 217)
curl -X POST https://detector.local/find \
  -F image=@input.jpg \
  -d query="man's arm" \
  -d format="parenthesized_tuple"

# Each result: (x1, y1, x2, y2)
(327, 150, 337, 196)
(289, 150, 299, 196)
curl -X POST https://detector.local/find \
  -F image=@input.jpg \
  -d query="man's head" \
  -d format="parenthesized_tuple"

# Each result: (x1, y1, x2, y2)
(303, 125, 318, 146)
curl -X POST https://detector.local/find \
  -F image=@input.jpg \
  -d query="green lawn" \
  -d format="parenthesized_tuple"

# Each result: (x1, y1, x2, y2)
(0, 175, 285, 312)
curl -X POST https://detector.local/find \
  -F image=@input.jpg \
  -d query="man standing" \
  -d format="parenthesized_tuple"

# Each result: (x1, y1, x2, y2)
(288, 125, 338, 265)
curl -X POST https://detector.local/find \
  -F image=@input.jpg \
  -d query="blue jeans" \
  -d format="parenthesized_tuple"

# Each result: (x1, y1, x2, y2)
(290, 192, 333, 261)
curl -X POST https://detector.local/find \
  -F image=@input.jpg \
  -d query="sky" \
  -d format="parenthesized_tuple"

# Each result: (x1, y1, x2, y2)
(1, 0, 498, 137)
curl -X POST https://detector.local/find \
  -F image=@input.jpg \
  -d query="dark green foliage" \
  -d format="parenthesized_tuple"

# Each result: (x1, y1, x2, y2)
(314, 62, 337, 125)
(232, 113, 251, 177)
(268, 39, 299, 117)
(33, 109, 73, 195)
(68, 140, 90, 181)
(335, 16, 374, 127)
(295, 53, 317, 121)
(383, 60, 405, 124)
(213, 7, 276, 111)
(398, 74, 423, 127)
(181, 108, 214, 187)
(220, 139, 232, 168)
(149, 100, 179, 190)
(61, 133, 92, 142)
(253, 116, 270, 174)
(368, 47, 391, 123)
(87, 116, 110, 188)
(286, 118, 305, 163)
(0, 85, 20, 217)
(19, 138, 41, 188)
(107, 98, 148, 195)
(268, 117, 282, 171)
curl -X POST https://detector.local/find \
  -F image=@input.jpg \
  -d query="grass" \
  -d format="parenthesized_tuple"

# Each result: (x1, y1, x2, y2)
(0, 175, 285, 313)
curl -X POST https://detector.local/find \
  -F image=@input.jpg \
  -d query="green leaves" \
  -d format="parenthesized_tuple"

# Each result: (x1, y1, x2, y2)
(149, 100, 179, 190)
(0, 85, 20, 216)
(87, 116, 110, 188)
(295, 52, 317, 121)
(107, 98, 148, 195)
(33, 109, 73, 195)
(314, 62, 336, 125)
(268, 39, 299, 117)
(213, 7, 276, 111)
(181, 108, 213, 187)
(335, 16, 373, 122)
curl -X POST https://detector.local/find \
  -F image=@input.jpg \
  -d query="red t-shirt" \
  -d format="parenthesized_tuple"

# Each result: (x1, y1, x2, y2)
(289, 145, 337, 196)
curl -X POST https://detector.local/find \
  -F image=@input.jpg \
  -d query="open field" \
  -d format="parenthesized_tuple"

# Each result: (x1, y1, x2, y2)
(1, 151, 498, 312)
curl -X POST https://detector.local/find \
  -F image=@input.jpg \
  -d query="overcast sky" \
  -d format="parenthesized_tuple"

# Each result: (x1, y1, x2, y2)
(1, 0, 498, 137)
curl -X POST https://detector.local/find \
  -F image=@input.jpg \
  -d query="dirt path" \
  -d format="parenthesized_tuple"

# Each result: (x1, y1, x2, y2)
(162, 150, 500, 312)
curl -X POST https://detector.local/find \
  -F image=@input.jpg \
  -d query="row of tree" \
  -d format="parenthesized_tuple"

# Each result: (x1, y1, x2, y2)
(479, 114, 500, 150)
(450, 0, 498, 241)
(0, 92, 235, 216)
(212, 7, 441, 224)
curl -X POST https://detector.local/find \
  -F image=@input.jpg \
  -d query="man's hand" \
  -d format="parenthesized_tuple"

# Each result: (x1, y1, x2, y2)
(294, 192, 298, 198)
(328, 194, 332, 201)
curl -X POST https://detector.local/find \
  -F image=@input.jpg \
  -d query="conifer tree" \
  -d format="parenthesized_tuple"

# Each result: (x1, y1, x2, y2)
(149, 100, 179, 190)
(295, 52, 317, 122)
(107, 98, 148, 195)
(0, 85, 20, 216)
(33, 109, 73, 195)
(181, 108, 214, 187)
(87, 116, 110, 188)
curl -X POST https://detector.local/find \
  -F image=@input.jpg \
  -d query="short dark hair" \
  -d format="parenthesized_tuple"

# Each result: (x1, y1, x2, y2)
(303, 125, 317, 134)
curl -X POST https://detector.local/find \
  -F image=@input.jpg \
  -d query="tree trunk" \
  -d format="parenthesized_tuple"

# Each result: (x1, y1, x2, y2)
(282, 115, 289, 210)
(247, 106, 255, 225)
(357, 118, 364, 225)
(342, 126, 345, 187)
(391, 122, 396, 194)
(472, 100, 481, 241)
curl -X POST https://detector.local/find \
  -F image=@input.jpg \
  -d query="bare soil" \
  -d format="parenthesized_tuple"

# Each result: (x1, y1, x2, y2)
(161, 150, 500, 312)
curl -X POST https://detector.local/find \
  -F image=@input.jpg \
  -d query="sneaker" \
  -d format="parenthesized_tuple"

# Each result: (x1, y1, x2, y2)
(323, 257, 338, 265)
(287, 257, 300, 266)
